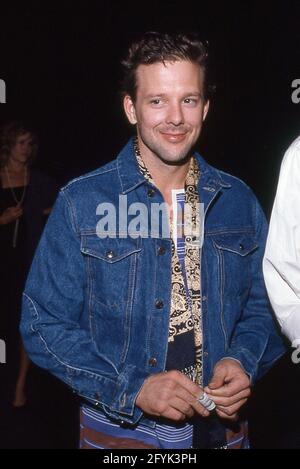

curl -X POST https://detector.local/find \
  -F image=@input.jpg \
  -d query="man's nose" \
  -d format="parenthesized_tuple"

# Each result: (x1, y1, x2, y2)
(166, 103, 184, 126)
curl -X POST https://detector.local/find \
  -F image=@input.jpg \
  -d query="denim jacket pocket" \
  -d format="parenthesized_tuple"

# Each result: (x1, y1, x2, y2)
(212, 233, 258, 342)
(213, 232, 258, 298)
(80, 233, 142, 308)
(80, 234, 142, 364)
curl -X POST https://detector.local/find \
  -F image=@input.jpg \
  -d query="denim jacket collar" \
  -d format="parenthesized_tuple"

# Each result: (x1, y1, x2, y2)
(195, 153, 231, 214)
(116, 139, 146, 194)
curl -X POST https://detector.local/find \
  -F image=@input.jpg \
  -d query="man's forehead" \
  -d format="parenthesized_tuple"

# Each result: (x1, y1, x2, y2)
(136, 59, 203, 74)
(135, 60, 204, 90)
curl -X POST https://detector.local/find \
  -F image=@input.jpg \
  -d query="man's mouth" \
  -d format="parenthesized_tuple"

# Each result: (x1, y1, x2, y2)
(160, 132, 187, 143)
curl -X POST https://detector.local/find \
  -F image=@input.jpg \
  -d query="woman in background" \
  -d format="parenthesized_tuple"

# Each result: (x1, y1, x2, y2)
(0, 121, 58, 407)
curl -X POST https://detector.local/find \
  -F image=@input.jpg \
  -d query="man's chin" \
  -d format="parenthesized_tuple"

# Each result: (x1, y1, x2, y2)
(157, 149, 193, 166)
(157, 138, 197, 165)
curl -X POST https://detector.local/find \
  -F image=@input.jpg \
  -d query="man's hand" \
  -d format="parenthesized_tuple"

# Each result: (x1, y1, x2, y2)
(0, 206, 23, 225)
(204, 359, 251, 421)
(136, 370, 211, 422)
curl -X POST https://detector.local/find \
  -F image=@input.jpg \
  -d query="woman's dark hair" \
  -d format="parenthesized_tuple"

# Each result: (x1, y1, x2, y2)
(121, 31, 214, 102)
(0, 121, 39, 168)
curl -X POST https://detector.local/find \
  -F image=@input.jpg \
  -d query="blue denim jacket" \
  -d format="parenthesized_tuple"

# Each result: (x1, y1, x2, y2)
(21, 138, 285, 427)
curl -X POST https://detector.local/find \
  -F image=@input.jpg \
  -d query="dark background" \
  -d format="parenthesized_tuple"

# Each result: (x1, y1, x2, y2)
(0, 0, 300, 449)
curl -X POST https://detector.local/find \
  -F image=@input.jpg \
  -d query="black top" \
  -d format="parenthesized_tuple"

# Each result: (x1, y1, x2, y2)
(0, 186, 27, 249)
(0, 168, 59, 272)
(0, 169, 59, 335)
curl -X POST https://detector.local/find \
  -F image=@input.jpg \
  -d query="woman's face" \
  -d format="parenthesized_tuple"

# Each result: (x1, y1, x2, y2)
(10, 132, 33, 164)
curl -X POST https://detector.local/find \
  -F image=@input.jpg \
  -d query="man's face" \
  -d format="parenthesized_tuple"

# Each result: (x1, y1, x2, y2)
(124, 60, 209, 165)
(10, 132, 33, 163)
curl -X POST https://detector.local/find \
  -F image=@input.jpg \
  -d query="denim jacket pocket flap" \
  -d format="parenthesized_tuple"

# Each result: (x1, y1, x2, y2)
(213, 234, 258, 257)
(80, 234, 142, 263)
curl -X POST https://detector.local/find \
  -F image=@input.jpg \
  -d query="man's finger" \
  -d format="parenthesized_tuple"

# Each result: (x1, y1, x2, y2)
(216, 398, 248, 417)
(173, 383, 210, 418)
(190, 398, 210, 418)
(170, 397, 195, 419)
(163, 408, 187, 422)
(206, 388, 250, 406)
(168, 371, 205, 398)
(208, 367, 227, 390)
(216, 408, 239, 421)
(205, 377, 250, 397)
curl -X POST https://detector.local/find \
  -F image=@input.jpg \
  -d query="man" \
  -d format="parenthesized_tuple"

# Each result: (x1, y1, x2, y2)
(263, 136, 300, 346)
(21, 32, 284, 449)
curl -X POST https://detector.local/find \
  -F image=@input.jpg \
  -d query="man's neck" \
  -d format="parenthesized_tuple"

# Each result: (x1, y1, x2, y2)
(155, 163, 189, 192)
(141, 152, 190, 192)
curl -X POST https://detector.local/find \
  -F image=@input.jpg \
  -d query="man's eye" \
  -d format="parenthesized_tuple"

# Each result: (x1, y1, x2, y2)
(184, 98, 197, 104)
(150, 99, 161, 105)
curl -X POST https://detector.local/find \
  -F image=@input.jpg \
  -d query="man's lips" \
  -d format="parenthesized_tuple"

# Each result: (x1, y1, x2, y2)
(160, 132, 187, 143)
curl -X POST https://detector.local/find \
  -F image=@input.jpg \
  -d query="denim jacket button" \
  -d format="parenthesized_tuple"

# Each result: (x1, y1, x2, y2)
(148, 357, 157, 367)
(203, 351, 209, 357)
(239, 244, 244, 251)
(157, 246, 166, 255)
(106, 250, 115, 259)
(155, 299, 164, 309)
(120, 393, 127, 408)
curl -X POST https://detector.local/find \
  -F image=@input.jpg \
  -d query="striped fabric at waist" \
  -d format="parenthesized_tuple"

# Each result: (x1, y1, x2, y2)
(80, 405, 193, 450)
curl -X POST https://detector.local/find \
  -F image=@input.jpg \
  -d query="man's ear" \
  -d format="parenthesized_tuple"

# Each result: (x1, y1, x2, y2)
(203, 100, 210, 121)
(123, 95, 137, 124)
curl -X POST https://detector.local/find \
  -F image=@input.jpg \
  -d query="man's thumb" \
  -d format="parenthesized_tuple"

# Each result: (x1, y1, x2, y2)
(208, 366, 226, 389)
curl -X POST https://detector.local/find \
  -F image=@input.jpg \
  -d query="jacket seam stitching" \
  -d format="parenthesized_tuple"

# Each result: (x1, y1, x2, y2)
(23, 293, 117, 382)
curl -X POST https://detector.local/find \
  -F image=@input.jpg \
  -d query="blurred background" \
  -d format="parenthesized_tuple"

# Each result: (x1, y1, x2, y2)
(0, 0, 299, 448)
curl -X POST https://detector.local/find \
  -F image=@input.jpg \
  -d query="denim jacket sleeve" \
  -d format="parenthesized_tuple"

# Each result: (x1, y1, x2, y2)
(20, 190, 148, 425)
(222, 197, 286, 383)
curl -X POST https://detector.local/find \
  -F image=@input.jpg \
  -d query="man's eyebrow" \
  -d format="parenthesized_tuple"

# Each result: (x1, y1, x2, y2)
(184, 92, 204, 98)
(184, 92, 202, 96)
(144, 92, 202, 99)
(144, 93, 167, 99)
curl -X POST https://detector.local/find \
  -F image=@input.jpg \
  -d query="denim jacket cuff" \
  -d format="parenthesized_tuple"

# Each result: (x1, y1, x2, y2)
(107, 364, 151, 424)
(221, 347, 258, 383)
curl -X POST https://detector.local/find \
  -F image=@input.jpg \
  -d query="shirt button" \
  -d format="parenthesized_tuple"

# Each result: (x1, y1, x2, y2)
(148, 357, 157, 367)
(106, 250, 115, 259)
(147, 188, 155, 197)
(157, 246, 166, 255)
(203, 351, 209, 357)
(155, 299, 164, 309)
